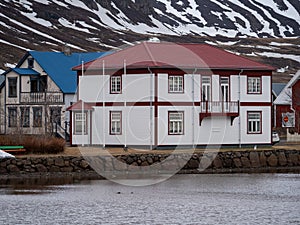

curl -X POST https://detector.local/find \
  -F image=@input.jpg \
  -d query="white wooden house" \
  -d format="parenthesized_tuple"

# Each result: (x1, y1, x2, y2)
(1, 50, 107, 137)
(68, 41, 273, 148)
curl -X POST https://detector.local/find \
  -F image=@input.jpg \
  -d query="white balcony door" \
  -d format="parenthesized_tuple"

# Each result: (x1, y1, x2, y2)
(220, 77, 229, 112)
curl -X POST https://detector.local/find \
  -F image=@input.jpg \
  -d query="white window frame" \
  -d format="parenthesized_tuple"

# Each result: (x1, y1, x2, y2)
(74, 112, 87, 134)
(201, 76, 211, 101)
(247, 112, 262, 134)
(110, 111, 122, 135)
(20, 107, 30, 127)
(110, 76, 121, 94)
(169, 111, 184, 135)
(248, 77, 261, 94)
(169, 75, 184, 93)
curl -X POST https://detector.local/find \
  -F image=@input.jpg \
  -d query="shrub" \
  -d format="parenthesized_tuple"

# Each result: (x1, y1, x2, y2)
(0, 135, 65, 154)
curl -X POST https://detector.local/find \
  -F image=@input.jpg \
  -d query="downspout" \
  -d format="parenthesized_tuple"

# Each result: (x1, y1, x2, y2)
(192, 68, 197, 149)
(238, 69, 243, 148)
(148, 67, 153, 150)
(4, 75, 6, 134)
(124, 60, 127, 150)
(102, 60, 105, 149)
(81, 60, 85, 147)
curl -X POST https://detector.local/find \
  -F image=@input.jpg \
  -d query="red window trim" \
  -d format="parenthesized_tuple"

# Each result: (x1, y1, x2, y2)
(168, 74, 184, 94)
(247, 76, 262, 95)
(109, 111, 122, 135)
(110, 75, 122, 94)
(247, 111, 262, 134)
(168, 111, 184, 135)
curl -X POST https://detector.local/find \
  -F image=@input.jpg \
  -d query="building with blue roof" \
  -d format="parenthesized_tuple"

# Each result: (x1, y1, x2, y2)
(0, 49, 110, 136)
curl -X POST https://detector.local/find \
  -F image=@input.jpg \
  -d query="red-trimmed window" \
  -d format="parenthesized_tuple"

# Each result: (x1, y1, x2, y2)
(169, 75, 183, 93)
(247, 112, 262, 134)
(247, 77, 261, 94)
(110, 76, 121, 94)
(110, 111, 122, 135)
(74, 112, 87, 134)
(168, 111, 184, 135)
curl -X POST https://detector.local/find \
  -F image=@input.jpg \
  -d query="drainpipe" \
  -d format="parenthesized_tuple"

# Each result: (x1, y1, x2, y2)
(238, 69, 243, 148)
(124, 60, 127, 150)
(148, 67, 153, 150)
(102, 60, 105, 149)
(81, 60, 85, 147)
(192, 68, 197, 149)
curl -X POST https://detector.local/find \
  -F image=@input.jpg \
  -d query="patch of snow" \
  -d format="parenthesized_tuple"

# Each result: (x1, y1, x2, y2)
(156, 0, 191, 23)
(77, 21, 97, 30)
(52, 0, 69, 8)
(33, 0, 50, 5)
(205, 41, 218, 46)
(5, 62, 17, 68)
(269, 42, 294, 46)
(0, 13, 85, 51)
(277, 66, 289, 73)
(229, 0, 276, 37)
(226, 50, 241, 55)
(21, 12, 52, 27)
(40, 41, 58, 46)
(17, 0, 32, 11)
(256, 52, 300, 63)
(0, 39, 30, 51)
(58, 18, 91, 33)
(0, 69, 5, 74)
(244, 52, 258, 57)
(249, 0, 287, 37)
(0, 20, 27, 34)
(216, 40, 240, 46)
(259, 0, 300, 22)
(255, 45, 278, 50)
(177, 1, 184, 6)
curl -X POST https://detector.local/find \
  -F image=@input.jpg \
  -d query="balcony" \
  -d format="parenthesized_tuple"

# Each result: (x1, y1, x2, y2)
(200, 101, 239, 125)
(20, 92, 64, 104)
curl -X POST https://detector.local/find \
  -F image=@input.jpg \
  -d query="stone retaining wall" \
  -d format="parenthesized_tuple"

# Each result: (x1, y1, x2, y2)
(1, 149, 300, 176)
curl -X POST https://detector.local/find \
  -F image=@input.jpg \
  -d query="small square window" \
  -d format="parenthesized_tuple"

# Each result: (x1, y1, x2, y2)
(110, 76, 121, 94)
(169, 76, 183, 93)
(248, 77, 261, 94)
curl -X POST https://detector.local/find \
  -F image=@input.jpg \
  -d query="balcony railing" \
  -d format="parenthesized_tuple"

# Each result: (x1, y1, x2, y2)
(200, 101, 239, 125)
(200, 101, 239, 113)
(20, 92, 64, 104)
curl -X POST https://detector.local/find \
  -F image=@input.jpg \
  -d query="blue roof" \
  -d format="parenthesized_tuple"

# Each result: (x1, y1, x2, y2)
(12, 68, 40, 75)
(272, 83, 286, 97)
(0, 75, 4, 89)
(28, 51, 110, 93)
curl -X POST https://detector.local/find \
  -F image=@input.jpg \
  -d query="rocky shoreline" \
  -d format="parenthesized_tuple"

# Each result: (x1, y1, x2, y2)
(1, 149, 300, 182)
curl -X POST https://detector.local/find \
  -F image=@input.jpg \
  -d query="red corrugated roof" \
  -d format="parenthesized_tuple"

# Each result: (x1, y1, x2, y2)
(73, 42, 274, 71)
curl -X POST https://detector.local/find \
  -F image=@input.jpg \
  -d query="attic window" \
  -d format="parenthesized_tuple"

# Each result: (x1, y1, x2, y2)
(28, 58, 34, 68)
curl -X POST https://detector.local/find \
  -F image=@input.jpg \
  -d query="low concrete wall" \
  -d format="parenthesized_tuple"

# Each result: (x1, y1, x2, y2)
(0, 149, 300, 176)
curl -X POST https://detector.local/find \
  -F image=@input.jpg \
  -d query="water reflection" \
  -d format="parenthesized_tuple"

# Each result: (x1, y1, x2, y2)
(0, 174, 299, 225)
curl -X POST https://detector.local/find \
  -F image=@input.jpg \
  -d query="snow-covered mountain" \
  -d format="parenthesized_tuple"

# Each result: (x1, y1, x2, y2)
(0, 0, 299, 81)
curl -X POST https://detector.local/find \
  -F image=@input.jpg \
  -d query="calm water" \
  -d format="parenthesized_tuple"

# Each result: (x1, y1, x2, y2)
(0, 174, 299, 225)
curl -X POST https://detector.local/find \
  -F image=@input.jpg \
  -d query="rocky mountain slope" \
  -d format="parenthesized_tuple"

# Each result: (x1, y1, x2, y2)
(0, 0, 299, 82)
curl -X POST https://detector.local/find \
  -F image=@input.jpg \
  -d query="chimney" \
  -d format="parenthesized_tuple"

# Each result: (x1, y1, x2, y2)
(62, 44, 71, 56)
